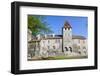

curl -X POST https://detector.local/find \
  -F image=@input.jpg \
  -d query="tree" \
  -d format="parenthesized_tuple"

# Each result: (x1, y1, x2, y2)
(28, 15, 53, 36)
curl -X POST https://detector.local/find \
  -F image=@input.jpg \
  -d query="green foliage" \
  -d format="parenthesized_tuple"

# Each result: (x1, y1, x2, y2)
(28, 15, 53, 36)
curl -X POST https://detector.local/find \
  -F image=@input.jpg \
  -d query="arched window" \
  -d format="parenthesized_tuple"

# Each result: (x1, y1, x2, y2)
(69, 47, 72, 52)
(65, 47, 68, 51)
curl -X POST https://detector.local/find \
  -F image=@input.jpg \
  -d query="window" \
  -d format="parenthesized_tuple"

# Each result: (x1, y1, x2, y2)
(55, 40, 57, 43)
(55, 39, 60, 43)
(48, 46, 50, 49)
(83, 47, 86, 49)
(53, 46, 55, 49)
(65, 47, 68, 51)
(83, 40, 85, 43)
(78, 40, 80, 43)
(78, 46, 80, 49)
(43, 41, 45, 44)
(69, 47, 72, 52)
(48, 40, 50, 43)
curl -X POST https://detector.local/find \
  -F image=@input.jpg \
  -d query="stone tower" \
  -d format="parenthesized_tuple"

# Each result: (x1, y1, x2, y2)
(62, 21, 72, 53)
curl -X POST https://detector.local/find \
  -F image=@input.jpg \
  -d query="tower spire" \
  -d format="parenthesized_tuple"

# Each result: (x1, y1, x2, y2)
(63, 21, 72, 29)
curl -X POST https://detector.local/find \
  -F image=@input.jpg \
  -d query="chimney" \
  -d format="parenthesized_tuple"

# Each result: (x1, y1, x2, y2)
(37, 34, 40, 40)
(52, 34, 55, 37)
(45, 34, 47, 38)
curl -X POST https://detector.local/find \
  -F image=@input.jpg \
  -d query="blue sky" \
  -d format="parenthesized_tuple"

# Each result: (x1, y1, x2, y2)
(31, 15, 88, 38)
(44, 15, 88, 38)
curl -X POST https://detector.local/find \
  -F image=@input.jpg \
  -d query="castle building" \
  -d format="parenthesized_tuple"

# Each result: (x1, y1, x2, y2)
(28, 21, 87, 58)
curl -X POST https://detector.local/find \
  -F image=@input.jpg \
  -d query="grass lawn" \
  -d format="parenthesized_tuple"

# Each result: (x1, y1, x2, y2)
(28, 55, 88, 61)
(45, 55, 88, 60)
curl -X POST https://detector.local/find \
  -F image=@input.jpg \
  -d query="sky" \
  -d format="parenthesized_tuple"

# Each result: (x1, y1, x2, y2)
(31, 15, 88, 38)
